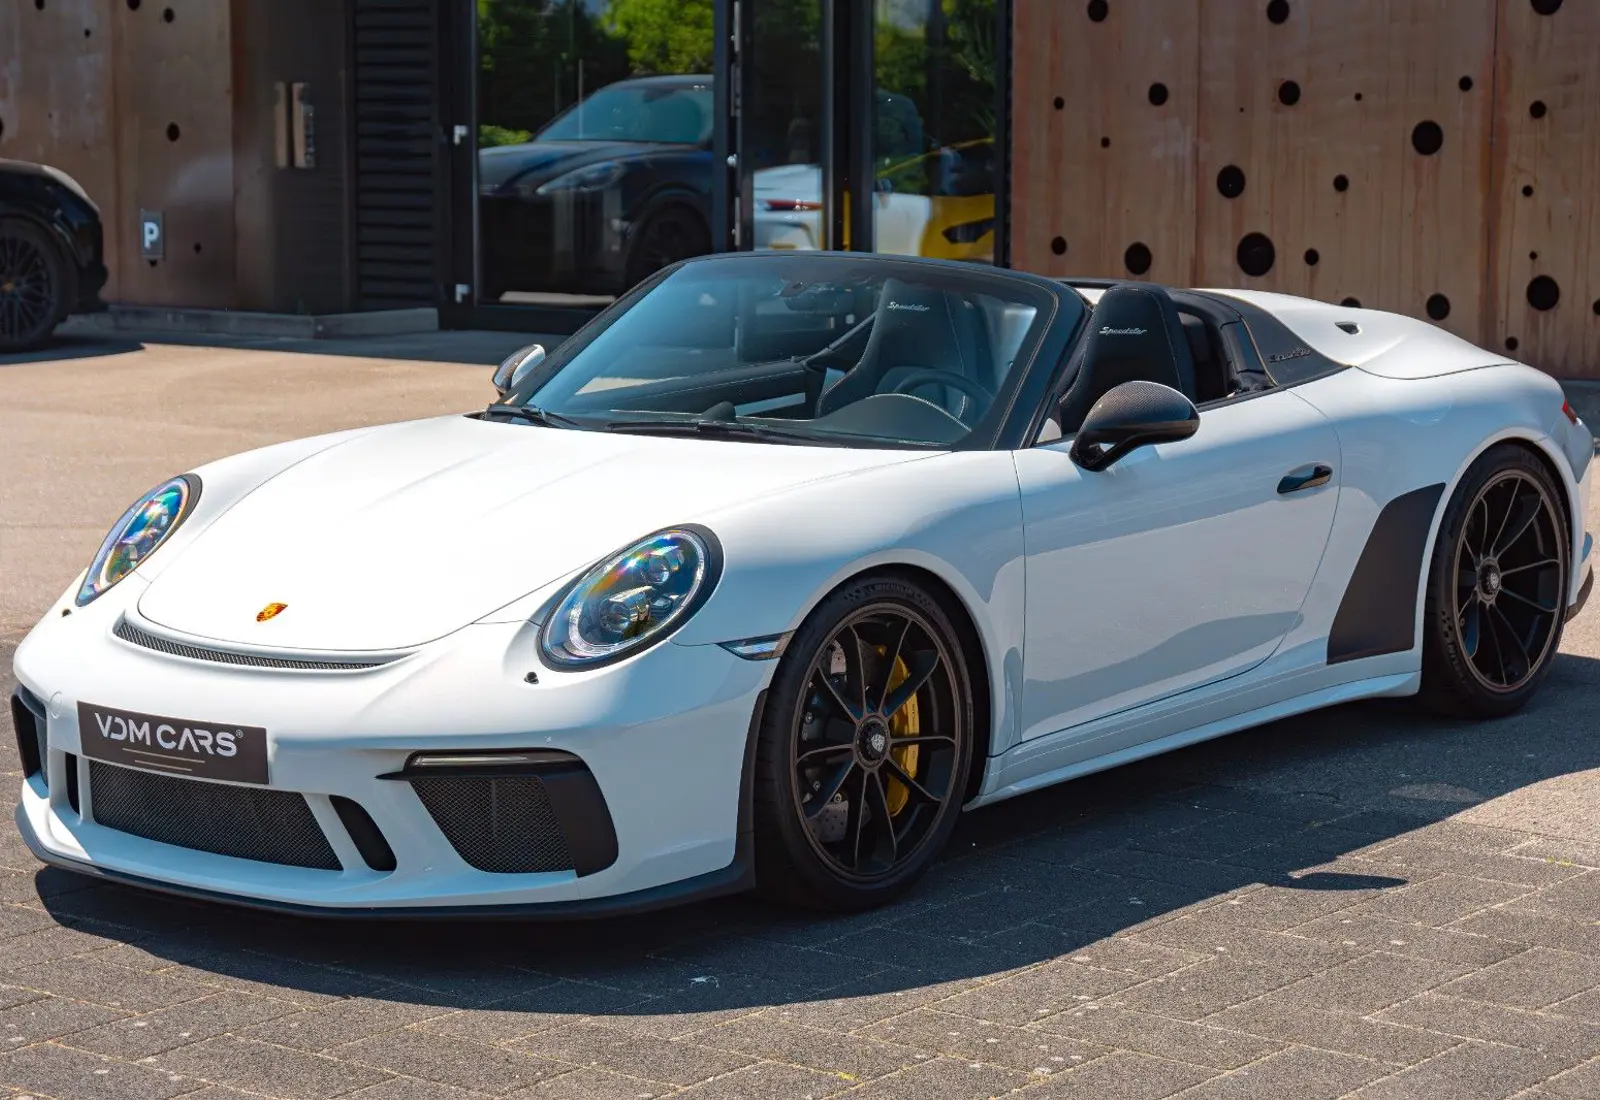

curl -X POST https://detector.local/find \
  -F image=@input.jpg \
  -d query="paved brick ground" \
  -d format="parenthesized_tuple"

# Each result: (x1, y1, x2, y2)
(2, 337, 1599, 1099)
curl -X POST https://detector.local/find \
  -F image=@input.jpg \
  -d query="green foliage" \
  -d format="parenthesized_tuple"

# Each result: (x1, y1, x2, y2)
(479, 123, 535, 147)
(604, 0, 715, 74)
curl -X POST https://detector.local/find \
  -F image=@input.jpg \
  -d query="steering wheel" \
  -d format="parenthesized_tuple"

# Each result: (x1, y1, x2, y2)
(888, 369, 994, 422)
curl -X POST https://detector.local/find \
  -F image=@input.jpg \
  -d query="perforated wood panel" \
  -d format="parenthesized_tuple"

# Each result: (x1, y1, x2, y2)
(1193, 0, 1496, 345)
(1489, 0, 1600, 373)
(1010, 0, 1600, 378)
(1011, 0, 1200, 286)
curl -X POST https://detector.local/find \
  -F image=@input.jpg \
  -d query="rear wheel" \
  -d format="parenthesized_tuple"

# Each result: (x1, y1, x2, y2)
(0, 218, 68, 352)
(624, 205, 710, 290)
(1420, 444, 1569, 717)
(752, 574, 975, 911)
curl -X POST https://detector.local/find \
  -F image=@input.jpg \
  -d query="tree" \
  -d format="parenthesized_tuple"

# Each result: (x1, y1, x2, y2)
(603, 0, 716, 74)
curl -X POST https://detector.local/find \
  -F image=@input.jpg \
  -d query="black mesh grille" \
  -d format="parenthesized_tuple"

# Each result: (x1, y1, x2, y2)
(89, 761, 340, 870)
(114, 619, 392, 671)
(410, 776, 574, 873)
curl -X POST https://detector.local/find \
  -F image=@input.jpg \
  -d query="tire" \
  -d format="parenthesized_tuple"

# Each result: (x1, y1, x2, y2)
(0, 217, 69, 353)
(624, 204, 710, 290)
(752, 573, 976, 911)
(1420, 444, 1570, 717)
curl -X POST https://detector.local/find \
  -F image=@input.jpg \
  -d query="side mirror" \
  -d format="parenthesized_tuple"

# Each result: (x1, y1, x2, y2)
(492, 343, 546, 398)
(1069, 380, 1198, 472)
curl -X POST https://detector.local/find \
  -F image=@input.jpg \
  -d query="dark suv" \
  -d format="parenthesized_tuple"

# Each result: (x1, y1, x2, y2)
(0, 158, 107, 351)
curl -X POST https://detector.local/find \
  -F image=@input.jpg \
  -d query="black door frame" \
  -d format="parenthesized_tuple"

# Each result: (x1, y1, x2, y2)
(439, 0, 1012, 334)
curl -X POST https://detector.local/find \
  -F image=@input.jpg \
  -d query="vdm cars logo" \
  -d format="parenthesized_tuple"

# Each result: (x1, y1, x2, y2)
(257, 602, 288, 622)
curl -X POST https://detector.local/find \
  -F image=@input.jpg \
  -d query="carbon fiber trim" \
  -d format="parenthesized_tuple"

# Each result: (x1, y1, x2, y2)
(89, 760, 341, 870)
(113, 619, 393, 671)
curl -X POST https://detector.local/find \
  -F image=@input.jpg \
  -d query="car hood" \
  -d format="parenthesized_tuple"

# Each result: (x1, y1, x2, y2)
(478, 140, 672, 192)
(136, 416, 926, 652)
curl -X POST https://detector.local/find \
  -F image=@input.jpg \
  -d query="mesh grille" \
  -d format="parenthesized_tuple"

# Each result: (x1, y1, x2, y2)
(114, 619, 392, 671)
(89, 761, 341, 870)
(410, 776, 574, 873)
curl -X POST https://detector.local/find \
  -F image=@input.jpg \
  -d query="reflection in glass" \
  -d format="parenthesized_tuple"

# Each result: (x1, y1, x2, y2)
(870, 0, 997, 261)
(476, 0, 717, 306)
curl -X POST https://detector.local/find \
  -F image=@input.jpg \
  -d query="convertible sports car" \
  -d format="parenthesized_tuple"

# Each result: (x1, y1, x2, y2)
(11, 253, 1594, 917)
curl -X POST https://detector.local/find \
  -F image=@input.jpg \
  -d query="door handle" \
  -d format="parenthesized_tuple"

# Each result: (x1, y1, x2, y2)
(1278, 463, 1333, 494)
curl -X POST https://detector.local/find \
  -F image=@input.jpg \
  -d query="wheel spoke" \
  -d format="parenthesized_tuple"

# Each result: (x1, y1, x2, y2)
(876, 616, 912, 712)
(847, 768, 870, 869)
(805, 758, 855, 820)
(1499, 587, 1557, 616)
(1499, 557, 1560, 578)
(796, 742, 853, 767)
(882, 649, 940, 719)
(883, 756, 940, 806)
(1487, 482, 1520, 557)
(812, 666, 861, 724)
(1483, 604, 1512, 684)
(1469, 494, 1492, 560)
(891, 733, 956, 751)
(841, 626, 871, 718)
(1493, 491, 1543, 558)
(864, 771, 897, 866)
(1489, 603, 1533, 664)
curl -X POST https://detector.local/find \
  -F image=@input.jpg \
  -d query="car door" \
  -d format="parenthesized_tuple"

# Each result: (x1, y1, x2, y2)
(1013, 388, 1341, 743)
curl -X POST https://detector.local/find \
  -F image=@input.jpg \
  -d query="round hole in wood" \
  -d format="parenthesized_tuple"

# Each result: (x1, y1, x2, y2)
(1124, 242, 1152, 276)
(1053, 96, 1065, 110)
(1148, 83, 1169, 107)
(1426, 294, 1451, 321)
(1340, 297, 1362, 308)
(1277, 80, 1301, 107)
(1522, 185, 1534, 197)
(1506, 336, 1520, 350)
(1459, 75, 1473, 92)
(1527, 276, 1560, 311)
(126, 0, 140, 9)
(1100, 136, 1110, 148)
(1087, 0, 1108, 21)
(1266, 0, 1290, 23)
(1529, 100, 1547, 119)
(162, 6, 174, 20)
(166, 122, 181, 141)
(1333, 174, 1349, 192)
(1411, 120, 1444, 155)
(1236, 233, 1276, 277)
(1530, 251, 1539, 261)
(1530, 0, 1562, 13)
(1303, 248, 1320, 266)
(1354, 92, 1363, 102)
(1216, 165, 1246, 199)
(1051, 236, 1067, 256)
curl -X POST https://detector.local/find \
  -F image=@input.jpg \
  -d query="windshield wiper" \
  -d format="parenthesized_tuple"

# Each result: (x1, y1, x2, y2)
(481, 403, 584, 429)
(602, 418, 833, 445)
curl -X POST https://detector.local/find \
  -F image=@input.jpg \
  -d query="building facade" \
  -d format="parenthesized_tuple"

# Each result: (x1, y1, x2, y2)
(1, 0, 1595, 376)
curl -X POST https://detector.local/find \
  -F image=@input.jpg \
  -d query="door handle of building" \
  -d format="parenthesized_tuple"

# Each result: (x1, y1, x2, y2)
(1278, 464, 1333, 494)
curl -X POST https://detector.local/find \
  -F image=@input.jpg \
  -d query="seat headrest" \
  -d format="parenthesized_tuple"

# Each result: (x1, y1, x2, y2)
(1080, 283, 1195, 398)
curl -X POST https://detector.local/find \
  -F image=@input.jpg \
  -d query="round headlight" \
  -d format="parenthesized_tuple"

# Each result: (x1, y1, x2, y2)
(76, 475, 199, 606)
(540, 527, 720, 668)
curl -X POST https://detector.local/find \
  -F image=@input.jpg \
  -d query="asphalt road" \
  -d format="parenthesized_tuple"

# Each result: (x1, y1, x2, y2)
(2, 333, 1599, 1100)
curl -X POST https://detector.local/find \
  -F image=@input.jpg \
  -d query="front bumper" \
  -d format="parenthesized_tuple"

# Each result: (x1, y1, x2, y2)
(12, 594, 770, 916)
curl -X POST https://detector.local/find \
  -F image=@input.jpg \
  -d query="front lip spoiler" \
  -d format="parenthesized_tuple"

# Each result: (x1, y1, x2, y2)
(14, 801, 753, 922)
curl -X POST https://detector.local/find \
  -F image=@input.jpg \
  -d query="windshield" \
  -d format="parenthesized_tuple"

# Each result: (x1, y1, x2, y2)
(503, 255, 1058, 448)
(537, 81, 712, 145)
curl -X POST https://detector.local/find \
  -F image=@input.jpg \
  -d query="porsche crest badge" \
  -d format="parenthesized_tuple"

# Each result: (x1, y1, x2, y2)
(256, 602, 288, 623)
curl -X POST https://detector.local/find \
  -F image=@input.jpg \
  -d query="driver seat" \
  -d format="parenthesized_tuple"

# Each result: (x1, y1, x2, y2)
(1056, 282, 1197, 434)
(817, 278, 991, 417)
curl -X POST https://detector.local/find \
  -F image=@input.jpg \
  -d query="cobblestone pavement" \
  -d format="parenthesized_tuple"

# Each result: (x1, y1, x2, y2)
(3, 338, 1599, 1099)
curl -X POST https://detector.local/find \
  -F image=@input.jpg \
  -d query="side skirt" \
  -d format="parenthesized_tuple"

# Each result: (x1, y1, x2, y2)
(970, 670, 1417, 809)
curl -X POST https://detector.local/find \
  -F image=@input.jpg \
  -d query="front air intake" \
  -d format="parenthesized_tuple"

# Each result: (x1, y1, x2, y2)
(10, 688, 48, 789)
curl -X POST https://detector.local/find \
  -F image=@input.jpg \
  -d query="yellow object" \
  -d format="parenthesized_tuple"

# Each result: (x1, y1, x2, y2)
(256, 602, 288, 622)
(880, 648, 921, 816)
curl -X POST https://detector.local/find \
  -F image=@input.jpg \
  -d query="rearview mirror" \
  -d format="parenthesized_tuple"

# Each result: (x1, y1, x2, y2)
(492, 343, 546, 398)
(1069, 380, 1198, 472)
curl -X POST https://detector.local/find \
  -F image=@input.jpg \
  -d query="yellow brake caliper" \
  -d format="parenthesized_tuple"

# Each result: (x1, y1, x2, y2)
(879, 648, 921, 815)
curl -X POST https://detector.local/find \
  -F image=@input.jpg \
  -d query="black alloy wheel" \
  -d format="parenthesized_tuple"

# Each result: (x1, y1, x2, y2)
(0, 218, 66, 352)
(625, 205, 710, 289)
(753, 574, 974, 910)
(1422, 445, 1569, 716)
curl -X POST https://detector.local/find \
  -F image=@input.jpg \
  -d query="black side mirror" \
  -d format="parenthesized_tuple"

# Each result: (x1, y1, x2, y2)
(1069, 380, 1199, 471)
(492, 343, 546, 398)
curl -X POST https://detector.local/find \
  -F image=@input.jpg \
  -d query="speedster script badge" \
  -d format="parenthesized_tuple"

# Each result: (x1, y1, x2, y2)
(77, 702, 269, 784)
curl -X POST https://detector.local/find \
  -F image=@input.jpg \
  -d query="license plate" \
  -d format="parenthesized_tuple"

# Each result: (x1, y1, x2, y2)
(77, 702, 269, 785)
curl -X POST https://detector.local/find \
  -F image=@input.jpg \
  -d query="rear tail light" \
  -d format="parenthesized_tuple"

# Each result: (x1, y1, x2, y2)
(1561, 400, 1579, 425)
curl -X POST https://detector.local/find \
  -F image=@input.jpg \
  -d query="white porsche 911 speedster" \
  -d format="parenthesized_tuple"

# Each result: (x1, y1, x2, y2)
(11, 253, 1594, 917)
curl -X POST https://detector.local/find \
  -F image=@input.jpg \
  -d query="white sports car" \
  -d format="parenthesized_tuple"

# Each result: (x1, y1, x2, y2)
(11, 253, 1594, 917)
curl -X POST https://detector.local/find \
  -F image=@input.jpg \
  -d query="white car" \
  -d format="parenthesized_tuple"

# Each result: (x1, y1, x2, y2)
(11, 254, 1594, 917)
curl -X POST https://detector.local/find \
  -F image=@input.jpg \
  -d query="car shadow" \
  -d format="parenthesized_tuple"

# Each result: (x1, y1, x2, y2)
(20, 649, 1600, 1020)
(0, 333, 145, 366)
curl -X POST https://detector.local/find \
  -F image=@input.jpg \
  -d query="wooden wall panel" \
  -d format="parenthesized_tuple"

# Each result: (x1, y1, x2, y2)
(1489, 0, 1600, 376)
(1193, 0, 1496, 346)
(1011, 0, 1200, 285)
(112, 0, 236, 309)
(0, 0, 120, 298)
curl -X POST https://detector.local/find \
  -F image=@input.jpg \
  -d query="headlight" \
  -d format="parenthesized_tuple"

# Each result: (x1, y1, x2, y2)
(76, 476, 199, 606)
(533, 161, 625, 195)
(540, 527, 721, 668)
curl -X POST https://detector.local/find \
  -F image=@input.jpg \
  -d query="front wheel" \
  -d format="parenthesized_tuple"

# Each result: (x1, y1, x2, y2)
(0, 218, 68, 352)
(752, 574, 975, 911)
(1420, 444, 1569, 717)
